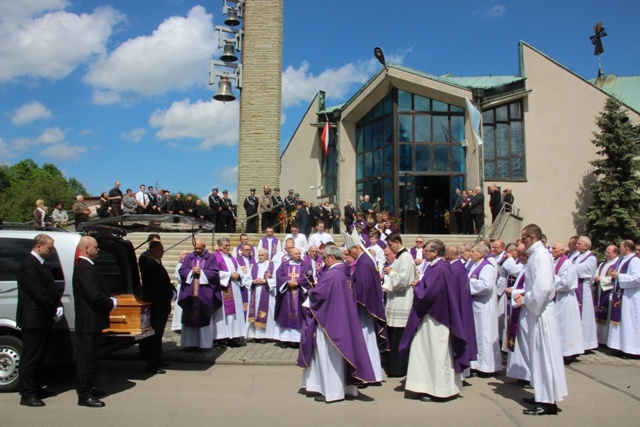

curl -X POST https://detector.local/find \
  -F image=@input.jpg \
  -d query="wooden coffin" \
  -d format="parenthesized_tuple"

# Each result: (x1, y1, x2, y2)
(103, 294, 153, 336)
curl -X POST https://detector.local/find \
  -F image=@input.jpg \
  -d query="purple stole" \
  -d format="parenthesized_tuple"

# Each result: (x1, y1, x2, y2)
(260, 237, 278, 259)
(507, 273, 526, 352)
(215, 251, 239, 315)
(236, 256, 256, 314)
(506, 259, 521, 288)
(572, 252, 596, 316)
(248, 262, 274, 329)
(595, 259, 620, 324)
(610, 256, 637, 325)
(304, 255, 324, 282)
(469, 259, 491, 280)
(410, 246, 422, 260)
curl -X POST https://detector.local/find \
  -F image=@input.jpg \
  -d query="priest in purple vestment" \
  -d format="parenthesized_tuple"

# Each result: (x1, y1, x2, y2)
(345, 230, 388, 382)
(399, 239, 468, 401)
(274, 247, 312, 347)
(178, 238, 220, 335)
(298, 245, 377, 402)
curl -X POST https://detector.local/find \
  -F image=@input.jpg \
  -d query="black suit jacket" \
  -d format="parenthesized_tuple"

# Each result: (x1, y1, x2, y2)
(139, 256, 174, 314)
(73, 258, 114, 333)
(295, 208, 311, 236)
(469, 193, 485, 215)
(16, 254, 62, 329)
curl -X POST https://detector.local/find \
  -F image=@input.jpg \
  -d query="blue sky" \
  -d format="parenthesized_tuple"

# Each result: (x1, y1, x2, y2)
(1, 0, 638, 203)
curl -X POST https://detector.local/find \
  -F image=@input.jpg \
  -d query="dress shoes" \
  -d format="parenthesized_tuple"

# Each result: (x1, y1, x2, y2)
(314, 395, 326, 402)
(20, 396, 46, 407)
(522, 404, 558, 416)
(78, 396, 105, 408)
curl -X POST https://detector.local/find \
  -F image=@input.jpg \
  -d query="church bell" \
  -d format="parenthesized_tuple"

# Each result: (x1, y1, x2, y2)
(220, 42, 238, 62)
(213, 77, 236, 103)
(224, 9, 240, 27)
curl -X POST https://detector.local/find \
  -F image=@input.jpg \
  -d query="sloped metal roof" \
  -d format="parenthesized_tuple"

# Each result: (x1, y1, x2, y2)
(590, 75, 640, 113)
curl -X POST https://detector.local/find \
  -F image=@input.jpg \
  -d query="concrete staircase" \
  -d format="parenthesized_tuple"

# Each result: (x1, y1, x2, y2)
(126, 232, 479, 280)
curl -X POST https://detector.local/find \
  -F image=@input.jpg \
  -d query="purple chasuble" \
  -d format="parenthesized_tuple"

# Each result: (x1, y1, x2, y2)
(610, 255, 638, 324)
(450, 260, 478, 362)
(248, 261, 274, 328)
(573, 252, 596, 316)
(259, 237, 279, 259)
(274, 259, 312, 330)
(398, 259, 469, 373)
(297, 263, 377, 384)
(178, 250, 220, 327)
(215, 251, 239, 315)
(507, 273, 526, 352)
(351, 252, 388, 350)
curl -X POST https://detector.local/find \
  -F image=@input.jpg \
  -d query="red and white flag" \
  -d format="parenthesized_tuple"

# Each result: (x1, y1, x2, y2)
(320, 121, 330, 156)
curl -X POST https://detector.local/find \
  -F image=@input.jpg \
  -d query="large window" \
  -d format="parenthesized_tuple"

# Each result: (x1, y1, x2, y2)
(482, 101, 525, 180)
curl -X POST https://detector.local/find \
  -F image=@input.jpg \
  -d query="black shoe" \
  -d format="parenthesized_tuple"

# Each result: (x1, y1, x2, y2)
(419, 395, 433, 402)
(145, 367, 166, 374)
(522, 397, 537, 405)
(523, 404, 558, 415)
(37, 388, 57, 398)
(20, 396, 45, 407)
(78, 396, 105, 408)
(314, 395, 326, 402)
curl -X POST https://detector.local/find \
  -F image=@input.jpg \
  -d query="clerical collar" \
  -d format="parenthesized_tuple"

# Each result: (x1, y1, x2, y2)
(396, 248, 408, 257)
(429, 257, 442, 266)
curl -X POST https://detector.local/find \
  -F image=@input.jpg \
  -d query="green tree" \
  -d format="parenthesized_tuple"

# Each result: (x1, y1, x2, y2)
(0, 159, 88, 222)
(583, 97, 640, 254)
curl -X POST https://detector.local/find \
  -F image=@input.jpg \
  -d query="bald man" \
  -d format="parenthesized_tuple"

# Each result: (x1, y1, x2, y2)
(73, 236, 117, 407)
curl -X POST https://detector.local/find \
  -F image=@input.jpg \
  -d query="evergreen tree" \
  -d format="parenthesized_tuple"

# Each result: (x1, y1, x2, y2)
(584, 97, 640, 254)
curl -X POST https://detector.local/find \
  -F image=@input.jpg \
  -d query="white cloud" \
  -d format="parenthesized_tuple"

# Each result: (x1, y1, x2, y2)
(0, 6, 125, 81)
(84, 6, 217, 96)
(485, 4, 506, 18)
(122, 127, 146, 142)
(218, 165, 238, 183)
(36, 127, 65, 144)
(282, 48, 410, 108)
(0, 0, 69, 23)
(40, 141, 86, 161)
(92, 90, 122, 105)
(0, 127, 86, 161)
(149, 98, 239, 150)
(11, 101, 52, 125)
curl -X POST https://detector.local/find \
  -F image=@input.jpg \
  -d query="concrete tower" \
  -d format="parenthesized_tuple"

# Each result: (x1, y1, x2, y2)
(237, 0, 283, 230)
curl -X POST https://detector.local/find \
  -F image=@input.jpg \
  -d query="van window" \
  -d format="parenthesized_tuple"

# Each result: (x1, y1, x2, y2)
(0, 238, 65, 282)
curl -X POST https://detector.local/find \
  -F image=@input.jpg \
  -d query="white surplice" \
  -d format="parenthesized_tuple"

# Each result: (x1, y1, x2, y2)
(607, 255, 640, 355)
(573, 251, 598, 350)
(171, 261, 183, 331)
(301, 324, 358, 402)
(406, 315, 462, 398)
(468, 260, 501, 373)
(554, 258, 584, 357)
(523, 241, 568, 404)
(506, 268, 531, 381)
(244, 260, 277, 340)
(213, 253, 247, 340)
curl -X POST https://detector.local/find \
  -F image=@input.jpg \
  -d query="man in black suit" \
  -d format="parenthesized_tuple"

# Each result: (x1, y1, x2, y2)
(243, 188, 259, 233)
(73, 236, 116, 408)
(271, 187, 284, 232)
(139, 241, 175, 374)
(469, 186, 485, 234)
(16, 234, 63, 407)
(294, 201, 311, 236)
(344, 199, 356, 230)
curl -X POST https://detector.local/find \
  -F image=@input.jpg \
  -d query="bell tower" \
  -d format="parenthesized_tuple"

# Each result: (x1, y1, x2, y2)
(237, 0, 283, 231)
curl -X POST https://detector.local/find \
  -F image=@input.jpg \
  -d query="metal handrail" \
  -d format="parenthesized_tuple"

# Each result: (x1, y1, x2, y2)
(240, 202, 283, 233)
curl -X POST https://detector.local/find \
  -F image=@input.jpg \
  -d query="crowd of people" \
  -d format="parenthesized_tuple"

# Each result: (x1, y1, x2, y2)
(16, 216, 640, 413)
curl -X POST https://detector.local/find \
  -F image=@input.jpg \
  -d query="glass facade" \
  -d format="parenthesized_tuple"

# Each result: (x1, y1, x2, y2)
(355, 90, 467, 217)
(482, 100, 525, 180)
